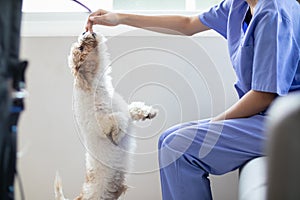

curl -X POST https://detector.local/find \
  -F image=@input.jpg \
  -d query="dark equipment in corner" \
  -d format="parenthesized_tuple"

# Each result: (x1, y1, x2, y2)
(0, 0, 27, 199)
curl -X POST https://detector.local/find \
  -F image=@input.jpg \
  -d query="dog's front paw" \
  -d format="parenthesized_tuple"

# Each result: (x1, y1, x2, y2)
(107, 125, 122, 145)
(102, 112, 128, 145)
(128, 102, 158, 121)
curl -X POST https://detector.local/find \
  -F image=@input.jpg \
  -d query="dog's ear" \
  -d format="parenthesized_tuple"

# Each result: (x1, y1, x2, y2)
(68, 54, 73, 69)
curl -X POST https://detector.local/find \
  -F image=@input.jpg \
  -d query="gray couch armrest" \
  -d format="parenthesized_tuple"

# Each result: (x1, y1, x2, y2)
(266, 93, 300, 200)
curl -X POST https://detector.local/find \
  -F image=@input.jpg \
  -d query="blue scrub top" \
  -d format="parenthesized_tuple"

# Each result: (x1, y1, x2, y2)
(199, 0, 300, 98)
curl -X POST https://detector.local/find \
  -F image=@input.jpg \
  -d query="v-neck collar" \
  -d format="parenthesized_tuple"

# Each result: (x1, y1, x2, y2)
(243, 8, 252, 33)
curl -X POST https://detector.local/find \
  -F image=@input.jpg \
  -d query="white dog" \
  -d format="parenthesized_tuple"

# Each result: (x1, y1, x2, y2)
(55, 32, 157, 200)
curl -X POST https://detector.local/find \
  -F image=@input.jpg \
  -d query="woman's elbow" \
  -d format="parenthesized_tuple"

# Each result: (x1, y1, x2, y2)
(183, 16, 210, 36)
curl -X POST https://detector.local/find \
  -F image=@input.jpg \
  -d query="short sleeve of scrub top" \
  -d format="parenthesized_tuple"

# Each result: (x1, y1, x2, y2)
(198, 0, 232, 38)
(250, 2, 300, 96)
(198, 0, 300, 98)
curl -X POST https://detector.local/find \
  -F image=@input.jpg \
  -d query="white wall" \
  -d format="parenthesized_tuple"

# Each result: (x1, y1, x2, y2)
(18, 31, 239, 200)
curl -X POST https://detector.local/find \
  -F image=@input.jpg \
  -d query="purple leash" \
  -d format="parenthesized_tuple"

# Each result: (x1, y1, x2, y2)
(71, 0, 92, 13)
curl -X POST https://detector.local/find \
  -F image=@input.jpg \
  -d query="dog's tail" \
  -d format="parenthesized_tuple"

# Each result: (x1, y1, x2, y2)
(54, 172, 68, 200)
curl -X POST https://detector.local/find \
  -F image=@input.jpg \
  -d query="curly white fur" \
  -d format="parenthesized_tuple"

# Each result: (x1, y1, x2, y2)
(54, 32, 157, 200)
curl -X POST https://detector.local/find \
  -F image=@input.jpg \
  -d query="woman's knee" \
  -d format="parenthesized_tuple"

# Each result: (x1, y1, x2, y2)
(158, 121, 200, 149)
(159, 129, 195, 157)
(158, 131, 183, 169)
(158, 124, 181, 149)
(158, 129, 173, 149)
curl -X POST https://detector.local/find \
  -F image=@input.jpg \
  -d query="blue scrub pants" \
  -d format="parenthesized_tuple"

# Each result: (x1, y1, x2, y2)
(158, 115, 266, 200)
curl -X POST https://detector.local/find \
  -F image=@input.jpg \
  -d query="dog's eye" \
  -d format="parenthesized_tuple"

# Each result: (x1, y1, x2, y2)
(78, 46, 84, 51)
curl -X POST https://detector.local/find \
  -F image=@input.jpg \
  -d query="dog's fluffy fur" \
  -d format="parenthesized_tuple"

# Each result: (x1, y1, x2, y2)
(55, 32, 157, 200)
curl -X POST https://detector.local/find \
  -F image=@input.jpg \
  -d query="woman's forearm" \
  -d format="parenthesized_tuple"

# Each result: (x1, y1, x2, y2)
(86, 9, 209, 35)
(118, 13, 209, 35)
(212, 90, 277, 121)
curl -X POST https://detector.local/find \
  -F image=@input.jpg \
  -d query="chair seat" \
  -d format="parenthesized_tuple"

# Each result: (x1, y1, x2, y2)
(238, 157, 267, 200)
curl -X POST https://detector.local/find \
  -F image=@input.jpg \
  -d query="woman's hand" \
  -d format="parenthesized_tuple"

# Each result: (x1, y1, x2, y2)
(85, 9, 120, 32)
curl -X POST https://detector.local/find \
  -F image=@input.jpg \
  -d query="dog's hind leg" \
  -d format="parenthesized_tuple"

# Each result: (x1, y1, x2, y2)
(102, 170, 128, 200)
(128, 102, 158, 121)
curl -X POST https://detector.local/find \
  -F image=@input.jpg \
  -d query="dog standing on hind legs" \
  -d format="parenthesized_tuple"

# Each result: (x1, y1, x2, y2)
(54, 32, 157, 200)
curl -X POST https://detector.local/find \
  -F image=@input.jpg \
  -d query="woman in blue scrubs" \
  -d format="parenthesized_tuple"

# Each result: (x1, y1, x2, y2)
(86, 0, 300, 199)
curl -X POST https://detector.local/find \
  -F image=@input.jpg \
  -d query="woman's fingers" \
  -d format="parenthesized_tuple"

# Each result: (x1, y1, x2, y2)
(85, 9, 118, 32)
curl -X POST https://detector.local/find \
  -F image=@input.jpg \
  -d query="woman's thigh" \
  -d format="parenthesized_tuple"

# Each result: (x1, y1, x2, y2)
(159, 114, 267, 175)
(158, 118, 210, 147)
